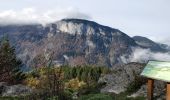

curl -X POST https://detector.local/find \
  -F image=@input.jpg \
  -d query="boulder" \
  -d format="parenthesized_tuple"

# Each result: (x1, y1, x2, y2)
(129, 81, 166, 100)
(0, 82, 8, 95)
(99, 62, 167, 99)
(0, 82, 32, 96)
(98, 62, 145, 94)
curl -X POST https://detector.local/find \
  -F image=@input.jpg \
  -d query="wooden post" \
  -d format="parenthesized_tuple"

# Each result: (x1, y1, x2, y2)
(147, 79, 154, 100)
(166, 83, 170, 100)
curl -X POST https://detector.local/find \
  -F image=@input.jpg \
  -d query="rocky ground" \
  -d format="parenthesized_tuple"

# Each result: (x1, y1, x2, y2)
(0, 82, 32, 97)
(98, 62, 167, 100)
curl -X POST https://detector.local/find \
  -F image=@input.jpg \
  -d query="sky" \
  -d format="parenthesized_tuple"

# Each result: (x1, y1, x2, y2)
(0, 0, 170, 44)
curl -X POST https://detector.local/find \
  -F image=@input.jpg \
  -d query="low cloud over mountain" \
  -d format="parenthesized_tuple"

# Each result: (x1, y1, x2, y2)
(121, 47, 170, 63)
(0, 7, 91, 25)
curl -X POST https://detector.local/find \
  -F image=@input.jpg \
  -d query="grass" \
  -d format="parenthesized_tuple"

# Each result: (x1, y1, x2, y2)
(79, 93, 113, 100)
(0, 92, 145, 100)
(111, 92, 145, 100)
(79, 92, 145, 100)
(0, 96, 21, 100)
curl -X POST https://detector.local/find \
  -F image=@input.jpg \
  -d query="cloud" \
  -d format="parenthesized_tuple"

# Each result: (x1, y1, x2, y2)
(144, 36, 170, 46)
(0, 7, 91, 25)
(121, 47, 170, 63)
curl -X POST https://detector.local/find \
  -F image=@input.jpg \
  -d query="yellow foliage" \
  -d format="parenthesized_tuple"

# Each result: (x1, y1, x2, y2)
(24, 77, 40, 89)
(24, 67, 64, 89)
(65, 78, 86, 91)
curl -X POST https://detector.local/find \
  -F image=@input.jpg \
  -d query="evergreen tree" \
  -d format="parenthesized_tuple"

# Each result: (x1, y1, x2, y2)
(0, 37, 25, 84)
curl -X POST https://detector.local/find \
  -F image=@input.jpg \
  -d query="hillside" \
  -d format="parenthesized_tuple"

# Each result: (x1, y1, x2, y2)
(133, 36, 168, 52)
(0, 19, 168, 67)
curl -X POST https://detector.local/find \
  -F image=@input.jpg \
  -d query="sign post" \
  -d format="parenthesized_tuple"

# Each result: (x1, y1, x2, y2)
(147, 79, 154, 100)
(141, 61, 170, 100)
(167, 83, 170, 100)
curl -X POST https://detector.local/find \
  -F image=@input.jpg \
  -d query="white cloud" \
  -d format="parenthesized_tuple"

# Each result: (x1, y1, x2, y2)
(121, 47, 170, 63)
(0, 7, 91, 25)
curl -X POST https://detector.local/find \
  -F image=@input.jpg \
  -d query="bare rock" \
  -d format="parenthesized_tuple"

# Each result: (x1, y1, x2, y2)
(99, 62, 145, 94)
(0, 82, 32, 96)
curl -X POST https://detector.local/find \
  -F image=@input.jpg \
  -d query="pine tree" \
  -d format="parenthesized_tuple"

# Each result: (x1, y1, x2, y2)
(0, 36, 25, 84)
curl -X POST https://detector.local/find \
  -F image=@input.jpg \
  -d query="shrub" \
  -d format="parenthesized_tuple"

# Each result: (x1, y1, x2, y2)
(126, 71, 146, 94)
(65, 78, 86, 91)
(24, 67, 65, 99)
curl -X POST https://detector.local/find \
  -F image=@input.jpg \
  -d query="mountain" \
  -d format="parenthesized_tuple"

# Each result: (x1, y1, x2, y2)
(133, 36, 168, 52)
(158, 43, 170, 51)
(0, 19, 167, 67)
(43, 19, 138, 67)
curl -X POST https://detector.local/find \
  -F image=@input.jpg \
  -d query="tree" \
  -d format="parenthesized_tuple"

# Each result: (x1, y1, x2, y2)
(0, 37, 25, 84)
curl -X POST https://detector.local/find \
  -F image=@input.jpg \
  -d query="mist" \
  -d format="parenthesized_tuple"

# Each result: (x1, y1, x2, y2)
(121, 47, 170, 63)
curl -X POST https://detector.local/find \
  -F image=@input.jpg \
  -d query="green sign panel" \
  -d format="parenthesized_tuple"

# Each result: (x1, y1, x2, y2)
(141, 61, 170, 82)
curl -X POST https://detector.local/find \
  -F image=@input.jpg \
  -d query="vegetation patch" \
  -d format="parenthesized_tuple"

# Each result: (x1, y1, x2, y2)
(126, 70, 146, 94)
(79, 93, 113, 100)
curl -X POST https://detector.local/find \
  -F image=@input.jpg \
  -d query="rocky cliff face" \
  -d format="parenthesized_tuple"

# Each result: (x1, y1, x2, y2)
(43, 19, 138, 67)
(0, 19, 167, 68)
(0, 19, 138, 67)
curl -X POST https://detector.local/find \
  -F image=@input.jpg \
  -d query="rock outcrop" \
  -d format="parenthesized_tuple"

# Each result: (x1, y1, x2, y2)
(99, 62, 166, 99)
(0, 82, 32, 96)
(98, 63, 145, 94)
